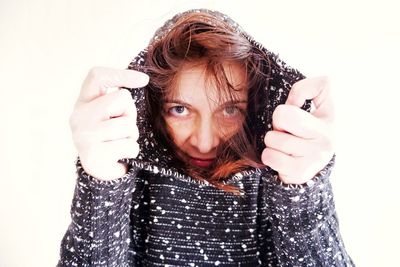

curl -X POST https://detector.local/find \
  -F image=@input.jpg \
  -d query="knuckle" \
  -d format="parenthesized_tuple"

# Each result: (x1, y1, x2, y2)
(120, 117, 138, 137)
(319, 75, 330, 85)
(264, 131, 271, 144)
(87, 67, 103, 80)
(133, 142, 140, 158)
(120, 89, 133, 100)
(114, 89, 131, 103)
(318, 132, 335, 152)
(272, 105, 287, 125)
(84, 67, 105, 92)
(126, 119, 138, 135)
(261, 149, 269, 165)
(290, 82, 301, 96)
(133, 125, 139, 138)
(88, 67, 115, 88)
(71, 130, 89, 150)
(130, 104, 138, 118)
(127, 138, 140, 153)
(69, 108, 82, 131)
(69, 112, 76, 130)
(264, 131, 276, 146)
(324, 137, 335, 152)
(120, 91, 136, 115)
(318, 76, 331, 92)
(274, 104, 286, 117)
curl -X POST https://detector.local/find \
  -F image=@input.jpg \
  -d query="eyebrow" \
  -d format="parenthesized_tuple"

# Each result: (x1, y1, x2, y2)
(164, 99, 248, 107)
(164, 99, 191, 106)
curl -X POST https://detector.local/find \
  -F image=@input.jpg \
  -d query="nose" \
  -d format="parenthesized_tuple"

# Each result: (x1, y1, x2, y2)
(190, 117, 219, 154)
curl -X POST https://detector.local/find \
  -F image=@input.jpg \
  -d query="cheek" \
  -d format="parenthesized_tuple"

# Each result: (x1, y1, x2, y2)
(217, 118, 245, 140)
(164, 118, 193, 147)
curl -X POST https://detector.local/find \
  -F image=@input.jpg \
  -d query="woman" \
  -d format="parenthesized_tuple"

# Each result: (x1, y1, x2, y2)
(59, 9, 354, 266)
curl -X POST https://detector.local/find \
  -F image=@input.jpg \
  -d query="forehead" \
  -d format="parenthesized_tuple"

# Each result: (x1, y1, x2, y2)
(167, 62, 248, 102)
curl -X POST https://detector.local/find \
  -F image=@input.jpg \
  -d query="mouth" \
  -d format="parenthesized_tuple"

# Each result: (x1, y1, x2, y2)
(189, 157, 215, 168)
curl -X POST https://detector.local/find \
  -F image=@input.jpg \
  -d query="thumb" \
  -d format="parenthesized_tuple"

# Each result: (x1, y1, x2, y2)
(77, 67, 149, 105)
(285, 76, 334, 121)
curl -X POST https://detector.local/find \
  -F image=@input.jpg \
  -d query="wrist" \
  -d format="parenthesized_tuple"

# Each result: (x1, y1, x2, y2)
(80, 158, 128, 181)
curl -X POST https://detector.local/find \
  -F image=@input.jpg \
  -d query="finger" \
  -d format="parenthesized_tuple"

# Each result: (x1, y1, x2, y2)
(264, 130, 318, 157)
(93, 116, 138, 142)
(77, 67, 149, 105)
(103, 137, 140, 159)
(272, 104, 330, 139)
(285, 76, 334, 121)
(78, 89, 137, 124)
(103, 89, 137, 119)
(261, 147, 296, 176)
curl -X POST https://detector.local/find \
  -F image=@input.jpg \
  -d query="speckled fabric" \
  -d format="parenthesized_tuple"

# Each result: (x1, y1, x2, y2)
(58, 9, 354, 267)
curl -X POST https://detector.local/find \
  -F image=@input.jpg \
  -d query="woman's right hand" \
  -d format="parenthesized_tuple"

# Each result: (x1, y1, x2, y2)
(69, 67, 149, 181)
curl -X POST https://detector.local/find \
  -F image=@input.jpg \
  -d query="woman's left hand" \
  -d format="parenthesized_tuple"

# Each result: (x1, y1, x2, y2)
(261, 76, 335, 184)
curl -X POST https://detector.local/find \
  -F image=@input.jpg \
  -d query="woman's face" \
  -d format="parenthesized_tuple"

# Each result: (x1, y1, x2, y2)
(163, 62, 248, 168)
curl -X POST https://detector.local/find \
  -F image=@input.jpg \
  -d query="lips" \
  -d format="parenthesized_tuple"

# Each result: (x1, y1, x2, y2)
(189, 157, 215, 168)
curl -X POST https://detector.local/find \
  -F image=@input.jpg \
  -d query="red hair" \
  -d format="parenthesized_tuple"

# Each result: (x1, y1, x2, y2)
(142, 11, 269, 194)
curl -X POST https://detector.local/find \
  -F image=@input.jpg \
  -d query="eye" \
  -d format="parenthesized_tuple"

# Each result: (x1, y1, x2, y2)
(168, 105, 189, 117)
(222, 106, 240, 117)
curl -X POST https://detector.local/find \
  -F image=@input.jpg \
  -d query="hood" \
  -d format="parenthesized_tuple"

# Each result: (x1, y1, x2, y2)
(125, 9, 310, 184)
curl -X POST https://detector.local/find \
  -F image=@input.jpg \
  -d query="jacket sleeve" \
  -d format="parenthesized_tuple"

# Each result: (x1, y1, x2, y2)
(57, 159, 140, 267)
(261, 156, 355, 266)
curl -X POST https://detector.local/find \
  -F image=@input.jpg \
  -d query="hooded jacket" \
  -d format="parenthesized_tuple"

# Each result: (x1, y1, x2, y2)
(58, 9, 354, 267)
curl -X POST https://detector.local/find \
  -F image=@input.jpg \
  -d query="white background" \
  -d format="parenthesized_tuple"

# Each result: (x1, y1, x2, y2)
(1, 0, 399, 266)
